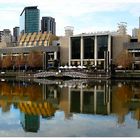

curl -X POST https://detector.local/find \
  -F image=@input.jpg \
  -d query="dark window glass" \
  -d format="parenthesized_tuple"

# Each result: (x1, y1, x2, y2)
(71, 37, 81, 59)
(135, 52, 140, 57)
(70, 91, 80, 113)
(84, 37, 94, 59)
(97, 35, 108, 59)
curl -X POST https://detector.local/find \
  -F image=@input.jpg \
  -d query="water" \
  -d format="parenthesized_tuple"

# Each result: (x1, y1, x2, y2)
(0, 78, 140, 137)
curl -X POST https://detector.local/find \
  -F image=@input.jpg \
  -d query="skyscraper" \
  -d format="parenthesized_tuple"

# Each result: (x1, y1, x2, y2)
(13, 26, 19, 42)
(20, 6, 40, 34)
(41, 17, 56, 35)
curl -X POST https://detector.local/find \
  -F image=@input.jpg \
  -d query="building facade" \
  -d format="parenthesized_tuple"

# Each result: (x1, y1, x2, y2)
(0, 29, 12, 48)
(69, 33, 112, 70)
(41, 17, 56, 35)
(0, 32, 60, 69)
(20, 6, 40, 34)
(13, 26, 20, 42)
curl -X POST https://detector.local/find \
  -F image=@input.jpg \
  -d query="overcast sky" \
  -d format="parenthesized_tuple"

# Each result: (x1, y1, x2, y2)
(0, 0, 140, 35)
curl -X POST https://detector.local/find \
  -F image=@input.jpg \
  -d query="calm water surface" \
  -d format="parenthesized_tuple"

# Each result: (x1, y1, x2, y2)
(0, 78, 140, 137)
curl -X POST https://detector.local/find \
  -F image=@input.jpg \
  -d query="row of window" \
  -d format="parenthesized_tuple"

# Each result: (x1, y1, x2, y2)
(71, 35, 108, 59)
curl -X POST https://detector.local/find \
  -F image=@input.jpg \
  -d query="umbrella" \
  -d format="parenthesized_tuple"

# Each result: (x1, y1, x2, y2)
(68, 66, 73, 69)
(64, 65, 68, 69)
(59, 66, 64, 69)
(72, 66, 77, 69)
(82, 65, 86, 69)
(78, 65, 82, 68)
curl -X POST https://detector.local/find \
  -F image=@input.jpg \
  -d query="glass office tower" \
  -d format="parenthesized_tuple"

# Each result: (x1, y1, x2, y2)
(20, 6, 40, 34)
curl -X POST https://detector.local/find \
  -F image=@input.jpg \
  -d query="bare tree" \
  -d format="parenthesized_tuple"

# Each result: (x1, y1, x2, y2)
(14, 54, 26, 70)
(27, 51, 43, 69)
(114, 50, 133, 69)
(0, 58, 2, 69)
(2, 55, 13, 69)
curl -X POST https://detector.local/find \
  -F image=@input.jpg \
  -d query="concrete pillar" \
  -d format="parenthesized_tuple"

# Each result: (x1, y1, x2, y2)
(42, 84, 47, 100)
(68, 87, 71, 113)
(43, 52, 47, 70)
(68, 37, 71, 66)
(54, 90, 57, 98)
(108, 35, 111, 65)
(94, 36, 97, 67)
(80, 84, 83, 112)
(132, 53, 135, 70)
(94, 85, 97, 114)
(80, 36, 84, 67)
(107, 84, 111, 114)
(54, 52, 57, 60)
(1, 54, 3, 59)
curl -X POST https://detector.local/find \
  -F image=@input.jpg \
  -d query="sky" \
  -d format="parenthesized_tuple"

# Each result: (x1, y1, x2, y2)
(0, 0, 140, 36)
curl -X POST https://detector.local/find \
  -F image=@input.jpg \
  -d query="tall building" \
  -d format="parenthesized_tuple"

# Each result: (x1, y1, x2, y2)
(41, 17, 56, 35)
(20, 6, 40, 34)
(13, 26, 19, 42)
(20, 112, 40, 132)
(0, 31, 3, 42)
(1, 29, 12, 43)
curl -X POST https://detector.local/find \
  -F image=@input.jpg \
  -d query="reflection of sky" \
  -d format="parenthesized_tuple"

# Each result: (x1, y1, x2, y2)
(0, 107, 139, 137)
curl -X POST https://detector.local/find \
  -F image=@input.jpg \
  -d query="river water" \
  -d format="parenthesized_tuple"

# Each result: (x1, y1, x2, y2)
(0, 78, 140, 137)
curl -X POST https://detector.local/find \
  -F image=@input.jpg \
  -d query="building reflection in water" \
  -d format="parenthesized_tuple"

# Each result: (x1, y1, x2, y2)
(0, 79, 140, 130)
(57, 80, 140, 128)
(58, 80, 111, 119)
(0, 80, 56, 132)
(20, 112, 40, 132)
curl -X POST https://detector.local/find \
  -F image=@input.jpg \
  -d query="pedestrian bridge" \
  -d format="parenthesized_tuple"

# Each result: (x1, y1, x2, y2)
(34, 71, 110, 79)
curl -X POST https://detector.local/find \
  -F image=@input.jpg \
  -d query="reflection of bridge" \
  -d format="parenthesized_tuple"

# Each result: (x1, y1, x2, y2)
(34, 71, 110, 79)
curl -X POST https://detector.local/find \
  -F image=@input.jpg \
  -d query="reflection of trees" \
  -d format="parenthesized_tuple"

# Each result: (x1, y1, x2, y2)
(133, 108, 140, 129)
(0, 82, 42, 101)
(0, 82, 13, 97)
(25, 85, 42, 101)
(112, 84, 133, 125)
(59, 87, 71, 119)
(0, 81, 57, 116)
(115, 85, 133, 102)
(0, 100, 11, 112)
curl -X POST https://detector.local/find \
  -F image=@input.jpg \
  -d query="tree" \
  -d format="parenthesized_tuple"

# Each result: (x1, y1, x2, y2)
(0, 58, 2, 70)
(14, 54, 26, 70)
(2, 55, 13, 69)
(27, 51, 43, 69)
(114, 50, 133, 69)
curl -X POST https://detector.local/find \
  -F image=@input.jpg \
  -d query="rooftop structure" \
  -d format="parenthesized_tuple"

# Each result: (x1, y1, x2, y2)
(18, 32, 59, 46)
